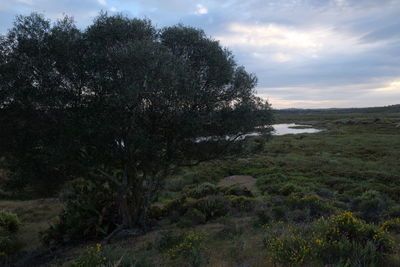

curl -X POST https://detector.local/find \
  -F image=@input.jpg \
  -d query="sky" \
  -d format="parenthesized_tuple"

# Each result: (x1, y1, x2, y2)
(1, 0, 400, 109)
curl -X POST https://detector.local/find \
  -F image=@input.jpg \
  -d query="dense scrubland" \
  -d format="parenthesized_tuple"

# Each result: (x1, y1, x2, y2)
(1, 109, 400, 266)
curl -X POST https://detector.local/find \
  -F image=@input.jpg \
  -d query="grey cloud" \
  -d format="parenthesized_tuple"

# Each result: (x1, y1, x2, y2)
(1, 0, 399, 107)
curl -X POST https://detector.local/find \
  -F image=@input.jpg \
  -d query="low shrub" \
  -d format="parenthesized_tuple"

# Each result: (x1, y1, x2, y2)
(256, 173, 289, 194)
(156, 231, 183, 252)
(381, 218, 400, 234)
(165, 177, 186, 192)
(264, 212, 395, 266)
(178, 209, 206, 228)
(71, 243, 146, 267)
(220, 184, 253, 197)
(351, 190, 391, 222)
(287, 194, 337, 219)
(0, 211, 22, 261)
(254, 203, 271, 224)
(0, 211, 20, 233)
(167, 231, 206, 267)
(194, 195, 230, 220)
(315, 212, 395, 265)
(41, 178, 118, 245)
(183, 183, 218, 198)
(148, 205, 167, 220)
(279, 183, 303, 196)
(228, 195, 256, 212)
(264, 222, 315, 265)
(385, 205, 400, 218)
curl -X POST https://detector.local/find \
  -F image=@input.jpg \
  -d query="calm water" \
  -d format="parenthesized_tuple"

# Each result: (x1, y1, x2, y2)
(273, 123, 321, 135)
(195, 123, 321, 142)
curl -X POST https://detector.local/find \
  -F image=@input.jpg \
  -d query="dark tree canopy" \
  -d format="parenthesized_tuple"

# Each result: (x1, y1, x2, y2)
(0, 13, 272, 227)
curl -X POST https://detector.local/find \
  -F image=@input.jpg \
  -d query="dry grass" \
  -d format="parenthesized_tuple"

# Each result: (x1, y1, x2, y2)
(0, 198, 62, 251)
(218, 175, 256, 190)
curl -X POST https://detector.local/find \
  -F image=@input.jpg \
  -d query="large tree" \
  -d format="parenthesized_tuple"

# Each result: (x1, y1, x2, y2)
(0, 13, 272, 230)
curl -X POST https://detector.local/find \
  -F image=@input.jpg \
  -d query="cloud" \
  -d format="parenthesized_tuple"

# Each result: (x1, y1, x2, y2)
(195, 4, 207, 15)
(216, 22, 379, 65)
(0, 0, 399, 108)
(15, 0, 33, 5)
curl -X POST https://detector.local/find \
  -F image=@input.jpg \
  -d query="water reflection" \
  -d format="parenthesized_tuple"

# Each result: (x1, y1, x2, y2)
(273, 123, 321, 135)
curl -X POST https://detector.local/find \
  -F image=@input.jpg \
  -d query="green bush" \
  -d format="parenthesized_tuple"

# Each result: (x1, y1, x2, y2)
(41, 178, 118, 245)
(148, 205, 167, 220)
(381, 218, 400, 234)
(163, 198, 186, 216)
(255, 204, 271, 224)
(165, 177, 186, 192)
(315, 212, 395, 265)
(264, 212, 395, 266)
(0, 211, 20, 233)
(194, 195, 230, 220)
(72, 244, 149, 267)
(183, 183, 218, 199)
(220, 184, 253, 197)
(287, 194, 337, 218)
(156, 231, 184, 252)
(167, 231, 206, 267)
(264, 222, 315, 265)
(0, 211, 22, 261)
(228, 195, 256, 212)
(178, 209, 206, 228)
(351, 190, 391, 222)
(256, 173, 288, 194)
(279, 183, 303, 196)
(384, 204, 400, 218)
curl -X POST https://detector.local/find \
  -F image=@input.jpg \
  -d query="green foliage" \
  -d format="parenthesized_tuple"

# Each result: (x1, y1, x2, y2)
(166, 231, 206, 267)
(0, 211, 21, 260)
(148, 205, 167, 220)
(194, 195, 230, 220)
(1, 13, 272, 237)
(279, 183, 303, 196)
(183, 183, 218, 199)
(264, 212, 396, 266)
(255, 173, 289, 195)
(41, 178, 117, 245)
(178, 209, 206, 228)
(287, 194, 337, 218)
(72, 243, 150, 267)
(351, 190, 392, 222)
(220, 184, 253, 197)
(156, 231, 184, 252)
(0, 211, 20, 233)
(228, 196, 256, 212)
(165, 177, 187, 192)
(264, 223, 315, 265)
(381, 218, 400, 234)
(315, 212, 395, 265)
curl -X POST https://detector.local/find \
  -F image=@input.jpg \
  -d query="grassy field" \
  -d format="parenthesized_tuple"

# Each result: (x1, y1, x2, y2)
(1, 111, 400, 266)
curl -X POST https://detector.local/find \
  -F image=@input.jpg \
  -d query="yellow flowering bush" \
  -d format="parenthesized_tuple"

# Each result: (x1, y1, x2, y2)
(318, 212, 394, 252)
(265, 233, 315, 264)
(264, 212, 396, 266)
(167, 231, 206, 267)
(72, 243, 105, 267)
(381, 217, 400, 234)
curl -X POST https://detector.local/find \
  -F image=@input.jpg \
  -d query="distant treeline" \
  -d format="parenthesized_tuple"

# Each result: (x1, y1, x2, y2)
(274, 104, 400, 115)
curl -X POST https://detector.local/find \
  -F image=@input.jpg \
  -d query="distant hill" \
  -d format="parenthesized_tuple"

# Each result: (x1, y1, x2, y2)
(274, 104, 400, 115)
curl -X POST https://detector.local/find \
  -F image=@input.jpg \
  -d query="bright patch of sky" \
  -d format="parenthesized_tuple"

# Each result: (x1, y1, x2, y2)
(1, 0, 399, 108)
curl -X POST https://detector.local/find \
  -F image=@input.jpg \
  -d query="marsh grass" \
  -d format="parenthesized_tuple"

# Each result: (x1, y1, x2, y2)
(2, 111, 400, 266)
